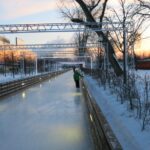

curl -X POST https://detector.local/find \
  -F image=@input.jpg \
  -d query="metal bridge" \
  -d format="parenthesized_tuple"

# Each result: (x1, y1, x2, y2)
(0, 42, 98, 50)
(0, 22, 124, 34)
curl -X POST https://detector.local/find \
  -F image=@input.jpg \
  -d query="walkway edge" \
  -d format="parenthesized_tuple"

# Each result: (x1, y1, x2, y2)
(81, 79, 122, 150)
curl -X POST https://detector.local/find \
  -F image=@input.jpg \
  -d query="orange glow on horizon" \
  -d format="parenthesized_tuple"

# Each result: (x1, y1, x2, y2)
(0, 49, 37, 63)
(135, 49, 150, 58)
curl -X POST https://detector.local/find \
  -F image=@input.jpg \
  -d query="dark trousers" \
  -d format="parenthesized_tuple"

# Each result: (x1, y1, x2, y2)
(75, 80, 80, 88)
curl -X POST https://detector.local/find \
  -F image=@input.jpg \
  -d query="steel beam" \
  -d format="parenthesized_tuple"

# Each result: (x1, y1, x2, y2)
(0, 22, 123, 34)
(0, 43, 98, 50)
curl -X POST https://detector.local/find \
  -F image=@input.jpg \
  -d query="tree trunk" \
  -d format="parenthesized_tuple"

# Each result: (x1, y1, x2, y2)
(75, 0, 123, 76)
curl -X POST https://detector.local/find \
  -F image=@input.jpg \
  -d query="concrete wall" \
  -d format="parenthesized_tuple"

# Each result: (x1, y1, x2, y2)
(81, 80, 122, 150)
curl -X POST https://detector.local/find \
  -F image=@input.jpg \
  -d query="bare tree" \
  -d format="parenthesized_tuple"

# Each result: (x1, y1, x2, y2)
(136, 0, 150, 16)
(73, 31, 89, 56)
(59, 0, 123, 76)
(105, 0, 149, 69)
(138, 0, 150, 9)
(141, 75, 150, 130)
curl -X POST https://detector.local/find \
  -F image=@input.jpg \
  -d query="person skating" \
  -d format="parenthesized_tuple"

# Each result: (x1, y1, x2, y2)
(73, 68, 83, 88)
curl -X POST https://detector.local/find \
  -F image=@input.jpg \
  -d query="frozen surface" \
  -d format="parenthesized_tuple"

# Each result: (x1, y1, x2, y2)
(0, 71, 94, 150)
(85, 75, 150, 150)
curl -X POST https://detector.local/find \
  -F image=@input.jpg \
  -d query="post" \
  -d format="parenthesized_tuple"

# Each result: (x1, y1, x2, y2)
(16, 37, 18, 46)
(3, 43, 6, 77)
(43, 58, 45, 73)
(12, 52, 15, 78)
(22, 53, 25, 76)
(56, 62, 58, 71)
(35, 57, 38, 75)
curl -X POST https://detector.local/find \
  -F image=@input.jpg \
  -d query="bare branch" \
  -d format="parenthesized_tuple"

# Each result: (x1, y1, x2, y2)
(88, 0, 102, 12)
(99, 0, 108, 28)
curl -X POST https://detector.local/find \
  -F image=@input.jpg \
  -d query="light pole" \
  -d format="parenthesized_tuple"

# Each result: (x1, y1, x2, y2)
(35, 57, 38, 75)
(2, 42, 6, 77)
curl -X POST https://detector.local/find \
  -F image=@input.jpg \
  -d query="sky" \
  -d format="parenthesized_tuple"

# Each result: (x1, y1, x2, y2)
(0, 0, 73, 45)
(0, 0, 149, 55)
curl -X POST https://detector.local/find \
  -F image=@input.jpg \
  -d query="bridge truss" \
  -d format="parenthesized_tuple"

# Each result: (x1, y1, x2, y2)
(0, 22, 124, 34)
(0, 43, 98, 50)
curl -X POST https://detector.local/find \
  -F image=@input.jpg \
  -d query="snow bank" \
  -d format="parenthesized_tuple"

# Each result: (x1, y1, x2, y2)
(85, 75, 150, 150)
(0, 74, 36, 83)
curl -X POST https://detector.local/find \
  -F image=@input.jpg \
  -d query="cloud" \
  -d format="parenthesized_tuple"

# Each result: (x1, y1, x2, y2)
(0, 0, 58, 19)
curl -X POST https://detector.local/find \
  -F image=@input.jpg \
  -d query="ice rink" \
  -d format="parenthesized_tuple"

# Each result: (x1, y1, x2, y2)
(0, 71, 94, 150)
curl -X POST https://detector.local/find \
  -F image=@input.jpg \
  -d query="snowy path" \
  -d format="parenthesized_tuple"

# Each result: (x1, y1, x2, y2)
(85, 76, 150, 150)
(0, 71, 94, 150)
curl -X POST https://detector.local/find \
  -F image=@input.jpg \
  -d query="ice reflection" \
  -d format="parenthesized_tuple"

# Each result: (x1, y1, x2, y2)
(47, 125, 83, 144)
(0, 104, 8, 112)
(29, 123, 86, 150)
(70, 92, 82, 96)
(22, 92, 26, 99)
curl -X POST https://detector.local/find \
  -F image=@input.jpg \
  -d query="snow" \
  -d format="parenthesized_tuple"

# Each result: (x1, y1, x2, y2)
(134, 70, 150, 78)
(0, 74, 35, 83)
(84, 70, 150, 150)
(0, 72, 52, 83)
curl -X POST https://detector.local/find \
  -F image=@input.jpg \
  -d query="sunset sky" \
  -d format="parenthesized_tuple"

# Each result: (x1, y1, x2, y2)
(0, 0, 149, 56)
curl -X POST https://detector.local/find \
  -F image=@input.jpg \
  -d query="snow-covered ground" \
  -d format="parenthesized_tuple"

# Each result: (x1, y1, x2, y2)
(0, 73, 37, 83)
(134, 70, 150, 78)
(85, 70, 150, 150)
(0, 71, 57, 83)
(0, 69, 63, 84)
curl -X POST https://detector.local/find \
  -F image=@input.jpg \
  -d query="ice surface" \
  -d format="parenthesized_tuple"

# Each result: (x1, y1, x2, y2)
(0, 71, 94, 150)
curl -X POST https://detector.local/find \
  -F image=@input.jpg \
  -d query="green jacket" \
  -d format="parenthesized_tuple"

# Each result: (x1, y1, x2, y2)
(73, 71, 82, 81)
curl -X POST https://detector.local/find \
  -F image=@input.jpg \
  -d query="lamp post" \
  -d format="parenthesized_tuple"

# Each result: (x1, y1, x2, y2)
(3, 42, 6, 77)
(11, 51, 15, 78)
(35, 56, 38, 75)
